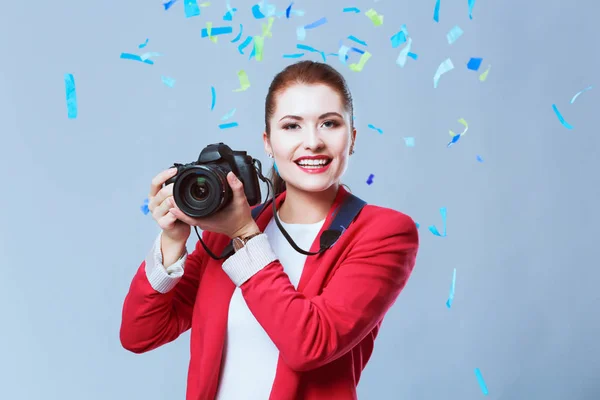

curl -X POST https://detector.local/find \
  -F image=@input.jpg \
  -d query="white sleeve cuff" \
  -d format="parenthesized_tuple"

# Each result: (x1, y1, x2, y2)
(144, 232, 188, 294)
(222, 233, 277, 286)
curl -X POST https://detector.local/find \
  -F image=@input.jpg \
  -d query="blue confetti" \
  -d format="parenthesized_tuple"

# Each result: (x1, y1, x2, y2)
(221, 108, 236, 121)
(446, 268, 456, 308)
(238, 36, 253, 54)
(468, 0, 476, 19)
(343, 7, 360, 13)
(391, 30, 407, 48)
(433, 0, 441, 22)
(201, 26, 233, 37)
(304, 17, 327, 29)
(347, 35, 367, 46)
(219, 122, 239, 129)
(283, 53, 305, 58)
(161, 76, 176, 87)
(223, 7, 237, 20)
(64, 73, 78, 119)
(367, 124, 383, 134)
(163, 0, 178, 10)
(366, 174, 374, 185)
(120, 53, 154, 65)
(138, 38, 149, 49)
(231, 24, 243, 43)
(350, 47, 365, 54)
(286, 2, 293, 18)
(140, 198, 150, 215)
(407, 52, 418, 60)
(210, 86, 216, 110)
(404, 137, 415, 147)
(297, 44, 320, 53)
(428, 207, 447, 237)
(446, 25, 464, 44)
(474, 368, 489, 395)
(476, 155, 484, 162)
(415, 222, 420, 229)
(447, 134, 461, 147)
(552, 104, 574, 129)
(184, 0, 200, 18)
(570, 85, 593, 104)
(467, 57, 483, 71)
(251, 4, 266, 19)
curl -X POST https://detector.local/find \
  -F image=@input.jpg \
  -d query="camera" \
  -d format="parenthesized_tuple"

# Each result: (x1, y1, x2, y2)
(165, 143, 262, 218)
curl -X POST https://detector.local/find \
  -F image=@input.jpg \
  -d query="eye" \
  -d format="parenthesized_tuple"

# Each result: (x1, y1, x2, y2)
(321, 120, 340, 129)
(283, 123, 300, 130)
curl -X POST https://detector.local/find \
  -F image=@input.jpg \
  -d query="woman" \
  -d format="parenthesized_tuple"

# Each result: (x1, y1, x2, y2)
(120, 61, 419, 400)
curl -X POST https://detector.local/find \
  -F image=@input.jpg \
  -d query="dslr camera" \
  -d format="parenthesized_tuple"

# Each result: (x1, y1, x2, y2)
(165, 143, 262, 218)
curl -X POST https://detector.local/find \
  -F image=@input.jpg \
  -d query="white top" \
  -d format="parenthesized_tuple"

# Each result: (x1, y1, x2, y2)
(144, 212, 325, 399)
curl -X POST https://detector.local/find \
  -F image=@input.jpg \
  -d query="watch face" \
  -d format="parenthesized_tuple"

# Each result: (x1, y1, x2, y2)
(232, 237, 244, 251)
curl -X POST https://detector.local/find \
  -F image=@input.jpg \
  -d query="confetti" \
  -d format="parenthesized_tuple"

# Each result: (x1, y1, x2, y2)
(415, 222, 420, 229)
(433, 0, 441, 22)
(161, 76, 176, 87)
(396, 37, 412, 67)
(261, 17, 275, 38)
(238, 36, 253, 54)
(407, 52, 418, 60)
(138, 38, 149, 49)
(474, 368, 489, 395)
(223, 8, 237, 20)
(476, 155, 484, 162)
(64, 73, 78, 119)
(366, 174, 374, 185)
(296, 44, 327, 62)
(428, 207, 447, 237)
(338, 45, 350, 64)
(286, 2, 293, 18)
(391, 28, 407, 48)
(140, 52, 162, 61)
(404, 137, 415, 147)
(184, 0, 200, 18)
(221, 108, 236, 121)
(350, 47, 365, 54)
(343, 7, 360, 13)
(233, 70, 251, 92)
(296, 26, 306, 40)
(468, 0, 476, 19)
(283, 53, 305, 58)
(347, 35, 367, 46)
(251, 4, 266, 19)
(210, 86, 216, 110)
(447, 118, 468, 147)
(467, 57, 483, 71)
(201, 26, 233, 37)
(446, 268, 456, 308)
(120, 53, 154, 65)
(433, 58, 454, 88)
(219, 122, 239, 129)
(253, 36, 265, 61)
(231, 24, 243, 43)
(163, 0, 178, 10)
(570, 85, 593, 104)
(551, 104, 574, 129)
(304, 17, 327, 29)
(446, 25, 463, 44)
(140, 198, 150, 215)
(349, 51, 372, 72)
(368, 124, 383, 134)
(199, 1, 210, 6)
(479, 65, 491, 81)
(365, 8, 384, 26)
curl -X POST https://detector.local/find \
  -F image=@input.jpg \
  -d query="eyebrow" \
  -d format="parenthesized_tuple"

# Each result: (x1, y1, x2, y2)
(279, 112, 344, 122)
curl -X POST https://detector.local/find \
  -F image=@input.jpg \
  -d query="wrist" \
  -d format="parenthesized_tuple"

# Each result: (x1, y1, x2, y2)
(231, 222, 261, 239)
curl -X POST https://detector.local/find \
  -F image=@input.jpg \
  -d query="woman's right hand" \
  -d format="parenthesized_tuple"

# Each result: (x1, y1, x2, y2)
(148, 168, 191, 244)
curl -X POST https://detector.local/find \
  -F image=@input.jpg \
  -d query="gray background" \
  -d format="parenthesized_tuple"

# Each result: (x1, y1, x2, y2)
(1, 0, 599, 399)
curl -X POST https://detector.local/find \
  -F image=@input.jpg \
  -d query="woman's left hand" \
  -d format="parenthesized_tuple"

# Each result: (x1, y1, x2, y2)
(169, 172, 260, 239)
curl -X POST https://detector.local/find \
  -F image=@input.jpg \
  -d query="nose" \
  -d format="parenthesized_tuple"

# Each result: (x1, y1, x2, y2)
(302, 126, 324, 151)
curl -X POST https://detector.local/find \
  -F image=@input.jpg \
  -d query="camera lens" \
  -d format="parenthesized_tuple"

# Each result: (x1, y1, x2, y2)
(190, 177, 210, 201)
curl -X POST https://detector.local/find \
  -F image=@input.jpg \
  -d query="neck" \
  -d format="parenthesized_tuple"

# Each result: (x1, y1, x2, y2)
(277, 183, 339, 224)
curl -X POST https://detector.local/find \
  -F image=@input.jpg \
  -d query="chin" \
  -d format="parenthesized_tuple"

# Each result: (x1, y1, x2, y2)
(286, 177, 337, 193)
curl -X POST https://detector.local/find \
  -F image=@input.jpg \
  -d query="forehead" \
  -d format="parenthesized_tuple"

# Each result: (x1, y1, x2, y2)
(272, 83, 345, 117)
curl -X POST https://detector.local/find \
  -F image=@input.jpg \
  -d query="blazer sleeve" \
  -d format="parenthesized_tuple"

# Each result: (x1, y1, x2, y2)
(239, 212, 419, 371)
(119, 231, 212, 354)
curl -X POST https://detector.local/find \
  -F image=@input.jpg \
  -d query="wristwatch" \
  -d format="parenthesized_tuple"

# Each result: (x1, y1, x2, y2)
(232, 232, 262, 252)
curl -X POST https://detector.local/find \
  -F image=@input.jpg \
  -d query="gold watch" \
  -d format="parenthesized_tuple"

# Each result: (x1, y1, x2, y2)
(232, 232, 261, 252)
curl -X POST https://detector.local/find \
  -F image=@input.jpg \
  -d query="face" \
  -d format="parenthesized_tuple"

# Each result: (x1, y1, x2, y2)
(263, 83, 356, 194)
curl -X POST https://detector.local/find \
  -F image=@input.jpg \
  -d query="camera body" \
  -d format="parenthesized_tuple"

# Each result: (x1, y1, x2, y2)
(165, 143, 261, 218)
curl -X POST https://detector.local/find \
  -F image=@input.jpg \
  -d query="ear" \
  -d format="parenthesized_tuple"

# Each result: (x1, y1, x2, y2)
(350, 127, 357, 148)
(263, 131, 272, 155)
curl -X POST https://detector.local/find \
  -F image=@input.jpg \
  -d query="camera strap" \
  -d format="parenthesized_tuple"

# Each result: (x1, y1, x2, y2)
(218, 192, 367, 258)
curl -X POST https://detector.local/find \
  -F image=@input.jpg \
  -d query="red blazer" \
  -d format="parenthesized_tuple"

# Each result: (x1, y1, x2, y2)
(121, 186, 419, 400)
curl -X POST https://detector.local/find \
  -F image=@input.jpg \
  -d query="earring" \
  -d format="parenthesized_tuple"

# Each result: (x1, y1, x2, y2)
(268, 153, 273, 158)
(349, 148, 355, 155)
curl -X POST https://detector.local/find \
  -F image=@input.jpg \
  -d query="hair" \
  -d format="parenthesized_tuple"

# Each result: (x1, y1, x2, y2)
(264, 60, 354, 198)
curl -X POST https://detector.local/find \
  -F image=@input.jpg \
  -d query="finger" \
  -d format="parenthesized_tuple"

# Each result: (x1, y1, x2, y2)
(152, 196, 175, 222)
(227, 172, 245, 193)
(149, 168, 178, 198)
(157, 210, 178, 230)
(149, 184, 174, 212)
(170, 207, 198, 227)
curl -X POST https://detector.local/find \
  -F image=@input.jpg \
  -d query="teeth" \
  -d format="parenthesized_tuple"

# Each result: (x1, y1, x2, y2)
(297, 159, 329, 166)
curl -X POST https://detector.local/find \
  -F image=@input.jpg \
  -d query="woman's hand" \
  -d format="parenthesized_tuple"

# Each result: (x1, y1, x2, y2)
(169, 172, 260, 239)
(148, 167, 191, 243)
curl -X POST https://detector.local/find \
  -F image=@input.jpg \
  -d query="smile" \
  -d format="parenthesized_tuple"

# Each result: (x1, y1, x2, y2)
(294, 159, 332, 174)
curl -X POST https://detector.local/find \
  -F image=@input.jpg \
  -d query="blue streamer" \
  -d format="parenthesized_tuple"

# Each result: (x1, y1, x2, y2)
(163, 0, 178, 10)
(433, 0, 441, 22)
(140, 198, 150, 215)
(221, 108, 236, 121)
(184, 0, 200, 18)
(347, 35, 367, 46)
(223, 7, 237, 20)
(286, 2, 293, 18)
(251, 4, 266, 18)
(120, 53, 154, 65)
(570, 85, 593, 104)
(231, 24, 243, 42)
(367, 124, 383, 134)
(391, 31, 407, 48)
(407, 52, 418, 60)
(476, 155, 484, 162)
(467, 57, 483, 71)
(201, 26, 233, 37)
(350, 47, 365, 54)
(343, 7, 360, 13)
(446, 268, 456, 308)
(366, 174, 374, 185)
(296, 44, 320, 53)
(161, 76, 176, 88)
(210, 86, 216, 110)
(304, 17, 327, 29)
(219, 122, 239, 129)
(428, 207, 447, 237)
(474, 368, 489, 395)
(283, 53, 305, 58)
(468, 0, 476, 19)
(552, 104, 574, 129)
(64, 73, 78, 119)
(138, 38, 149, 49)
(238, 36, 253, 54)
